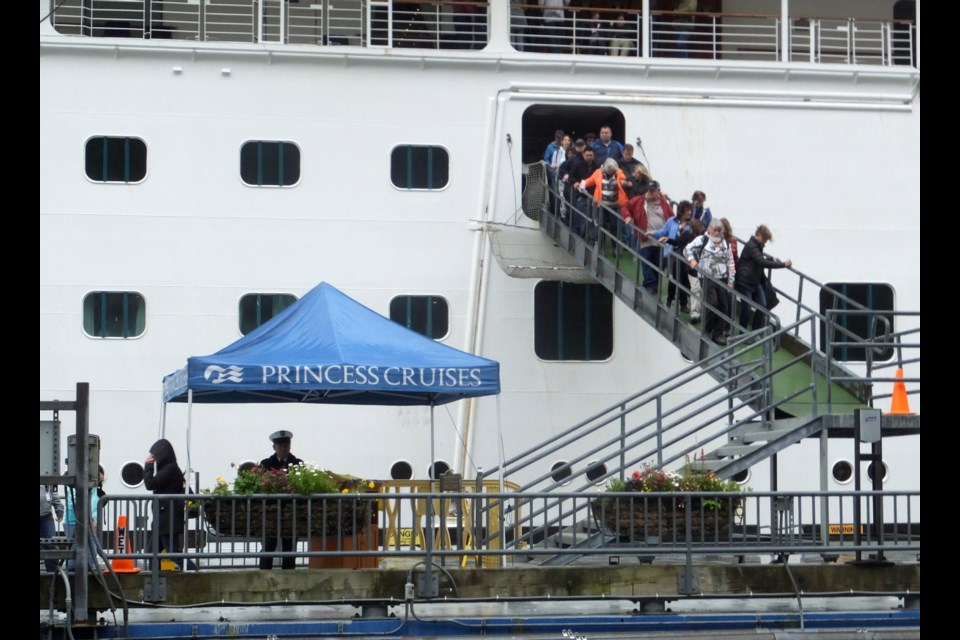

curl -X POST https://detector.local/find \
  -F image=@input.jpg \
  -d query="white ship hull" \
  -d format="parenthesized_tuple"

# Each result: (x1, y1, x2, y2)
(40, 1, 919, 501)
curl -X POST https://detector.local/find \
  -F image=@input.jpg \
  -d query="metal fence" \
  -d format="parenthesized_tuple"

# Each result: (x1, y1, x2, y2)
(82, 487, 918, 574)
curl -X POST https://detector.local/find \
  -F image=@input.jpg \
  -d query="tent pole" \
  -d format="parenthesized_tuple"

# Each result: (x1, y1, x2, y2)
(186, 389, 193, 486)
(419, 404, 439, 597)
(159, 396, 167, 439)
(497, 395, 504, 495)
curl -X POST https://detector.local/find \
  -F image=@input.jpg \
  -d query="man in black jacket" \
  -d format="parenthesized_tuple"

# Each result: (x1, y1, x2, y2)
(259, 430, 303, 569)
(734, 225, 792, 331)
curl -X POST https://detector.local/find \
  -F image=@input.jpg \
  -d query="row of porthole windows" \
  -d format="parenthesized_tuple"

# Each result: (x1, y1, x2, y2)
(113, 457, 888, 489)
(82, 292, 450, 340)
(549, 461, 751, 486)
(832, 459, 889, 485)
(84, 137, 450, 190)
(117, 458, 450, 488)
(545, 460, 891, 487)
(80, 281, 896, 365)
(80, 284, 614, 362)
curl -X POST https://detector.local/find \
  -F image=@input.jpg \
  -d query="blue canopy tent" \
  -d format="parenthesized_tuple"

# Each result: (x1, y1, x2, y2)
(161, 281, 501, 482)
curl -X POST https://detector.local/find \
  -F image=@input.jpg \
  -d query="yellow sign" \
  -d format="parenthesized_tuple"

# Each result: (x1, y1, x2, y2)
(399, 528, 413, 546)
(828, 523, 865, 535)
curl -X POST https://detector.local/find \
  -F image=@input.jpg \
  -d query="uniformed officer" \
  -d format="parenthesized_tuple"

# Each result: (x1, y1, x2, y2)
(259, 430, 304, 569)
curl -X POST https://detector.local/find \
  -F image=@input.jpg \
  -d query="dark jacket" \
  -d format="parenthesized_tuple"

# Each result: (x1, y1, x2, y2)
(260, 453, 304, 471)
(735, 236, 787, 289)
(144, 438, 185, 533)
(564, 154, 598, 186)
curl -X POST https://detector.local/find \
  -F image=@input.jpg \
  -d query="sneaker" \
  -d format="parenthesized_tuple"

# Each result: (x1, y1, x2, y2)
(690, 315, 701, 324)
(713, 333, 728, 346)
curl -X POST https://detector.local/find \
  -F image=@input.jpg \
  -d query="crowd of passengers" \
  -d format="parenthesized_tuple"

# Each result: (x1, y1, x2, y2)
(512, 1, 700, 56)
(542, 127, 792, 346)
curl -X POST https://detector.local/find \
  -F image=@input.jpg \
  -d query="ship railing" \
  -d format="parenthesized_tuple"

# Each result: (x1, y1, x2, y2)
(45, 1, 917, 68)
(84, 489, 917, 573)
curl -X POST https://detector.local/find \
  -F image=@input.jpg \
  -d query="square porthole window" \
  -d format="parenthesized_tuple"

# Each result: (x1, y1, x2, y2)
(239, 293, 297, 335)
(240, 141, 301, 186)
(819, 283, 895, 362)
(85, 136, 147, 183)
(82, 292, 146, 338)
(535, 282, 613, 361)
(390, 145, 449, 190)
(390, 295, 449, 339)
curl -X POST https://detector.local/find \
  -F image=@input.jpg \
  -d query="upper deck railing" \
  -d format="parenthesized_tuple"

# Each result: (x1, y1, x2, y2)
(45, 1, 918, 69)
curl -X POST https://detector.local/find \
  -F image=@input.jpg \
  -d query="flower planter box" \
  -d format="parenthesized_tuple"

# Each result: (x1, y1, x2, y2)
(308, 522, 380, 569)
(203, 497, 376, 539)
(590, 496, 738, 543)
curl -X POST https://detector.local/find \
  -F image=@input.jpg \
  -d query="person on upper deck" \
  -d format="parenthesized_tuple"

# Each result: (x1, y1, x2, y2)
(539, 0, 571, 54)
(591, 126, 624, 165)
(609, 13, 635, 56)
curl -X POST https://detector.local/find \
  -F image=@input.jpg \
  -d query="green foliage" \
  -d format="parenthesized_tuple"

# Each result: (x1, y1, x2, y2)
(608, 457, 743, 495)
(286, 464, 338, 495)
(206, 464, 378, 496)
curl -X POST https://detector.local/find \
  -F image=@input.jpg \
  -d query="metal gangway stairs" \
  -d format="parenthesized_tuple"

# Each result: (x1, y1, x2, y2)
(474, 163, 920, 565)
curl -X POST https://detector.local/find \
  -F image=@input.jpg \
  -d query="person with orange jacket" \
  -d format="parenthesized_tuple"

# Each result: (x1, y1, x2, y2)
(577, 158, 629, 244)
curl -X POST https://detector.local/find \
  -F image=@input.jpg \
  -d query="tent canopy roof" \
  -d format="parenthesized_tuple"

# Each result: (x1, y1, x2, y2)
(162, 282, 500, 406)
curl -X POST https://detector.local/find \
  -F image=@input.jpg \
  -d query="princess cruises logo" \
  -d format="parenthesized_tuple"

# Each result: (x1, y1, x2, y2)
(203, 365, 244, 384)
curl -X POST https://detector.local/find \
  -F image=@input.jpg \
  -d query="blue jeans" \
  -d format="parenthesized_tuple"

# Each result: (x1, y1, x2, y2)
(65, 522, 97, 570)
(639, 246, 661, 289)
(736, 282, 767, 331)
(40, 514, 58, 572)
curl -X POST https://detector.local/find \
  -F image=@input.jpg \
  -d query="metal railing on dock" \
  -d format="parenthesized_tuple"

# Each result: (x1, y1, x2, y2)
(86, 486, 918, 573)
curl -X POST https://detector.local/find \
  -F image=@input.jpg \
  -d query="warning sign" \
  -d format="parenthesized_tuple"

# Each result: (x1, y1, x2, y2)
(828, 523, 865, 535)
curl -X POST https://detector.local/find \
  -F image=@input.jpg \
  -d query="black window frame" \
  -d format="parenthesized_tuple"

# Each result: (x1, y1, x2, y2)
(82, 291, 147, 339)
(819, 283, 895, 362)
(239, 293, 298, 335)
(390, 145, 450, 190)
(534, 281, 614, 361)
(389, 295, 450, 339)
(84, 136, 147, 183)
(240, 140, 301, 187)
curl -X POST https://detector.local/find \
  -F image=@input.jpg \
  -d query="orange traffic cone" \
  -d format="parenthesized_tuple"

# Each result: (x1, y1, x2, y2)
(106, 515, 141, 574)
(887, 368, 914, 415)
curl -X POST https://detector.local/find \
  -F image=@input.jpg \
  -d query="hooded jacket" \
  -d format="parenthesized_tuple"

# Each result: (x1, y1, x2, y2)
(144, 438, 185, 531)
